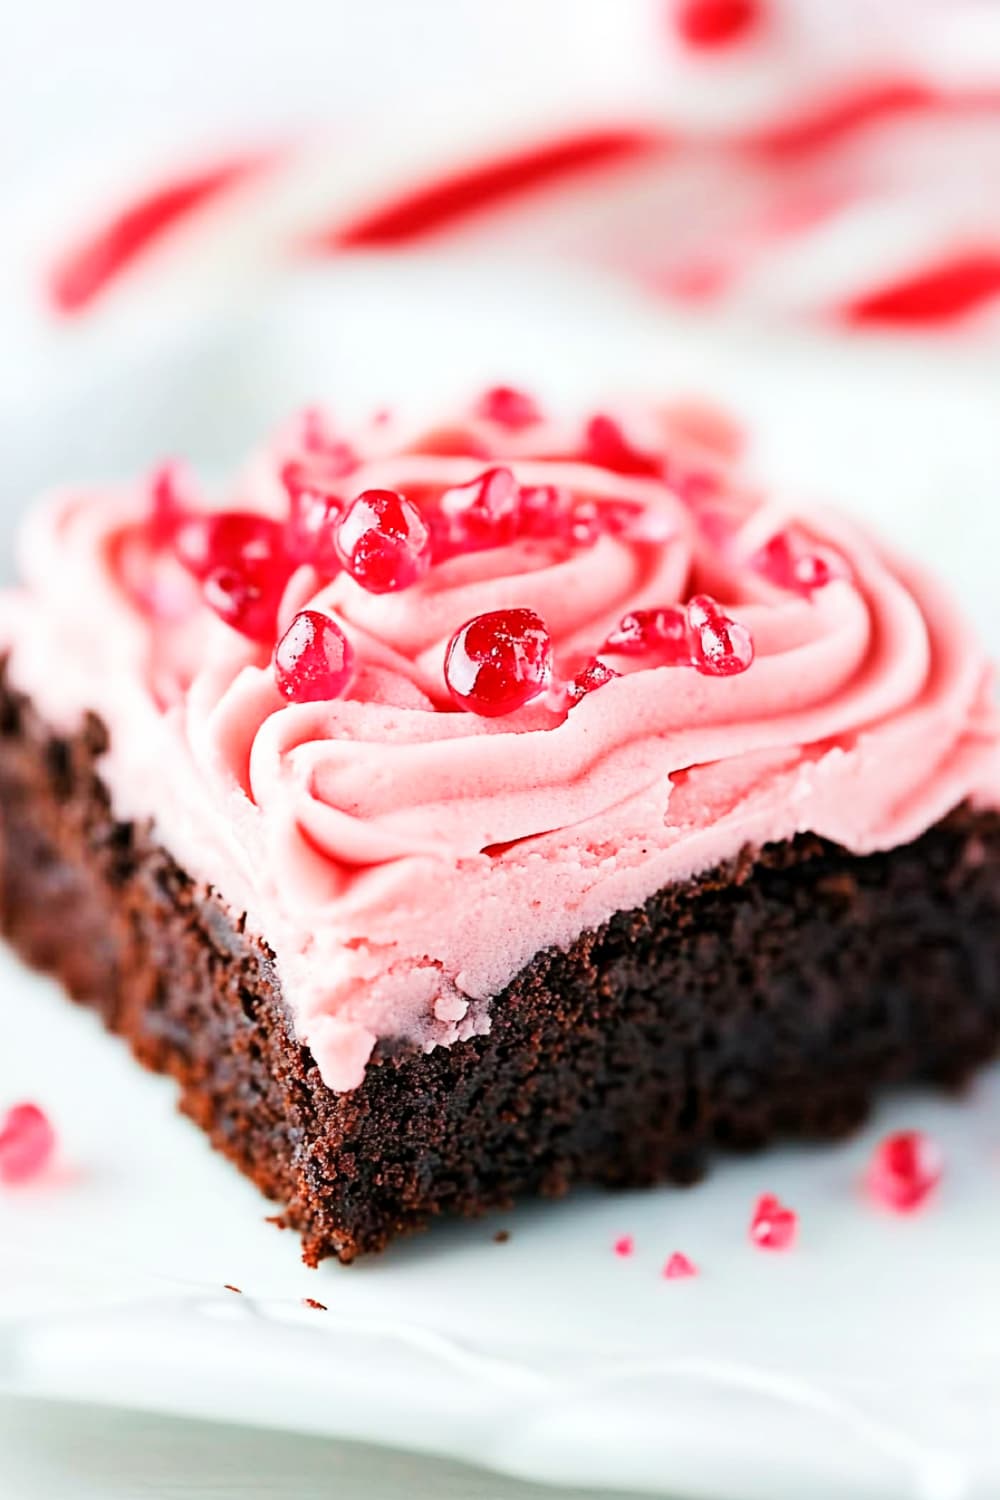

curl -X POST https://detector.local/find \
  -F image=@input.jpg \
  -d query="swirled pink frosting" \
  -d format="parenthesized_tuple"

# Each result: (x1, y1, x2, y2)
(3, 401, 999, 1091)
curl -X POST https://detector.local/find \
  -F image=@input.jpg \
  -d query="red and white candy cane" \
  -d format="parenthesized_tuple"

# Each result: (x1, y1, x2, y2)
(38, 0, 1000, 335)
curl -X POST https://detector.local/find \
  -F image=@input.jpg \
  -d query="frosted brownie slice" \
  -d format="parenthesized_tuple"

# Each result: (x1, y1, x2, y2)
(1, 392, 998, 1261)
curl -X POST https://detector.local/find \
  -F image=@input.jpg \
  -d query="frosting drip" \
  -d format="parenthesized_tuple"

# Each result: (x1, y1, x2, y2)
(3, 402, 998, 1091)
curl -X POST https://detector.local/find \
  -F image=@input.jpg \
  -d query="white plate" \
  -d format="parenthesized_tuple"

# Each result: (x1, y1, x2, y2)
(2, 265, 1000, 1500)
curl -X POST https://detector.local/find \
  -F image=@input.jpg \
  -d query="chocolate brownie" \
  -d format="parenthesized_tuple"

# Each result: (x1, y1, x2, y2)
(3, 672, 998, 1263)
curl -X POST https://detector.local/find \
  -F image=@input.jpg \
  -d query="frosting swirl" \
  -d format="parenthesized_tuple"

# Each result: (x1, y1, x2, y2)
(4, 401, 999, 1091)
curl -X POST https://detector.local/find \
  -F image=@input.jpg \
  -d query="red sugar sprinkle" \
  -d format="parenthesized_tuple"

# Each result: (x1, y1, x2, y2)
(173, 511, 294, 640)
(335, 488, 431, 594)
(445, 608, 553, 717)
(752, 530, 844, 596)
(223, 1284, 243, 1294)
(567, 658, 619, 706)
(273, 610, 355, 704)
(475, 385, 543, 430)
(673, 0, 764, 50)
(749, 1193, 797, 1251)
(867, 1130, 943, 1213)
(663, 1252, 698, 1279)
(517, 483, 573, 539)
(173, 511, 286, 582)
(281, 463, 345, 573)
(603, 605, 690, 662)
(613, 1234, 635, 1258)
(148, 461, 191, 547)
(0, 1103, 56, 1185)
(687, 594, 754, 677)
(438, 466, 521, 553)
(302, 1297, 328, 1311)
(582, 414, 661, 478)
(202, 561, 289, 644)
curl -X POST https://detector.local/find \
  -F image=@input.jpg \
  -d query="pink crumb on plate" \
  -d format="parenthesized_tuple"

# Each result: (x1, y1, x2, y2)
(866, 1130, 943, 1212)
(613, 1234, 635, 1258)
(749, 1193, 797, 1251)
(663, 1251, 698, 1279)
(0, 1102, 56, 1184)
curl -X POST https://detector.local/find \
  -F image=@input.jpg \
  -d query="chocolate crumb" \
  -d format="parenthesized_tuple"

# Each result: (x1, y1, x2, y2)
(493, 1229, 510, 1243)
(223, 1284, 242, 1294)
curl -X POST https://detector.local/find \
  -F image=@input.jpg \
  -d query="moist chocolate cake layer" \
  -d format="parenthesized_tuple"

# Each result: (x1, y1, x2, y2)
(2, 670, 1000, 1263)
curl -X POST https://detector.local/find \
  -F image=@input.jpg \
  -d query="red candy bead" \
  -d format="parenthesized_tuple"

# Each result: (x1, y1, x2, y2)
(274, 610, 355, 703)
(603, 606, 690, 662)
(439, 466, 520, 552)
(148, 461, 191, 546)
(281, 462, 344, 573)
(173, 510, 293, 642)
(687, 594, 754, 676)
(445, 608, 553, 717)
(674, 0, 763, 49)
(582, 414, 661, 477)
(867, 1130, 943, 1213)
(335, 488, 431, 594)
(567, 658, 620, 705)
(613, 1234, 635, 1258)
(753, 530, 844, 596)
(749, 1193, 797, 1251)
(517, 483, 574, 540)
(202, 562, 288, 644)
(475, 385, 543, 430)
(173, 511, 287, 581)
(0, 1102, 56, 1185)
(663, 1252, 698, 1280)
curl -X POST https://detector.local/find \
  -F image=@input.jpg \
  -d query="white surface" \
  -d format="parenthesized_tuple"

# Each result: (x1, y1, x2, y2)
(0, 1397, 643, 1500)
(1, 269, 1000, 1500)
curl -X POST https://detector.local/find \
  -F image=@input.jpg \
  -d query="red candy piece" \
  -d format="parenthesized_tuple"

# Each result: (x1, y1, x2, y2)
(663, 1251, 698, 1279)
(686, 594, 754, 677)
(439, 466, 521, 553)
(445, 608, 553, 717)
(753, 530, 844, 596)
(567, 658, 619, 705)
(174, 511, 293, 642)
(0, 1102, 56, 1185)
(148, 461, 191, 546)
(274, 610, 355, 704)
(674, 0, 763, 49)
(336, 489, 431, 594)
(173, 511, 287, 581)
(867, 1130, 943, 1213)
(613, 1234, 635, 1258)
(475, 385, 543, 430)
(281, 463, 344, 573)
(582, 414, 661, 477)
(749, 1193, 797, 1251)
(202, 563, 288, 644)
(603, 606, 690, 662)
(517, 483, 573, 540)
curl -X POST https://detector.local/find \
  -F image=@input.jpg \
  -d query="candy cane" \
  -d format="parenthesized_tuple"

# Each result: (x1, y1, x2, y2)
(32, 1, 1000, 336)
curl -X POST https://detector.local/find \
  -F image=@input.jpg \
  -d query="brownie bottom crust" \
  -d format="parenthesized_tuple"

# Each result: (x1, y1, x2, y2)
(2, 673, 1000, 1263)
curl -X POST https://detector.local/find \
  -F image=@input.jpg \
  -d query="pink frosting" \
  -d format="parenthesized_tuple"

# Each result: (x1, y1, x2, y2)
(3, 403, 999, 1092)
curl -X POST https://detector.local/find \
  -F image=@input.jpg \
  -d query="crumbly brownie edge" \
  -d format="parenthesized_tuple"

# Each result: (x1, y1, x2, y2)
(2, 670, 1000, 1264)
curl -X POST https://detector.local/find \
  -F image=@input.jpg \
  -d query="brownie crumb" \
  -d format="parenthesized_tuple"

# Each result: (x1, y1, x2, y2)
(493, 1229, 510, 1244)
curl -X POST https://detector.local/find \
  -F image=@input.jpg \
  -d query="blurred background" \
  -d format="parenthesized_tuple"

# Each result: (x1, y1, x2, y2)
(3, 3, 1000, 1497)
